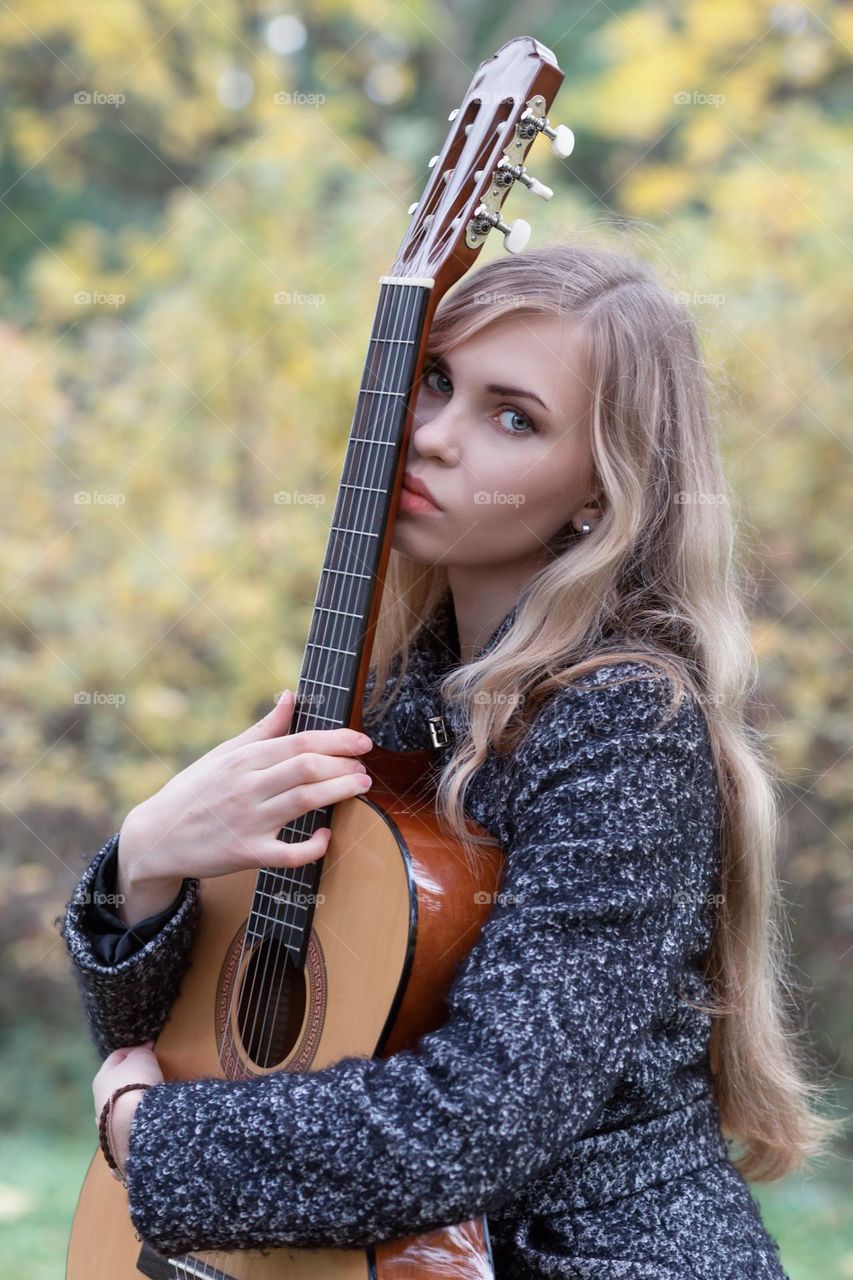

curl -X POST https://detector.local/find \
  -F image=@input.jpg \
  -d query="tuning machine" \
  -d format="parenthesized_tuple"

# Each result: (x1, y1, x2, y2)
(470, 205, 531, 254)
(496, 157, 553, 200)
(519, 105, 575, 158)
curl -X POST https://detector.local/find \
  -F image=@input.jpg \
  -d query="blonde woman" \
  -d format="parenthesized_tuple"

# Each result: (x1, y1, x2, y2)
(61, 244, 839, 1276)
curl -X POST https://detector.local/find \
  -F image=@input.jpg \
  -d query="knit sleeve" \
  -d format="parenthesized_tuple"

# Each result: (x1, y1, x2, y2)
(78, 838, 188, 965)
(58, 830, 202, 1060)
(123, 663, 720, 1255)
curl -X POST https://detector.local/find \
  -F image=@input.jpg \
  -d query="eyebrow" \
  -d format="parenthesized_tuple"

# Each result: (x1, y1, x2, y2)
(425, 353, 551, 413)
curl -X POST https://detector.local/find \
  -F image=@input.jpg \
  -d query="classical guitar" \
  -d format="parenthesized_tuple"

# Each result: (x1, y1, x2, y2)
(67, 34, 572, 1279)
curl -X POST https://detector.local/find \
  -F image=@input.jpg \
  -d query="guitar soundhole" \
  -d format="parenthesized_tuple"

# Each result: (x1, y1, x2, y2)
(236, 936, 307, 1068)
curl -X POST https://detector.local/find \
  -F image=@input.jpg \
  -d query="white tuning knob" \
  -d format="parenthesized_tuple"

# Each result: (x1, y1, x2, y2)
(428, 154, 439, 168)
(408, 201, 418, 214)
(550, 124, 575, 158)
(448, 108, 459, 121)
(502, 218, 531, 254)
(526, 176, 553, 200)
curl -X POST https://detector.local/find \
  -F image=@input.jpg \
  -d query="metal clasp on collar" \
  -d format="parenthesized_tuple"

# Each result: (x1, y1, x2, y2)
(426, 713, 450, 749)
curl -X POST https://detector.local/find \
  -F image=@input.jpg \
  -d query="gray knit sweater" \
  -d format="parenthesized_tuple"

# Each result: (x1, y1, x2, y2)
(59, 590, 788, 1275)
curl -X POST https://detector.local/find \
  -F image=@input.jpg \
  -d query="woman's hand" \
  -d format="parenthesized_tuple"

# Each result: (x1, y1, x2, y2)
(93, 1041, 164, 1174)
(117, 689, 374, 892)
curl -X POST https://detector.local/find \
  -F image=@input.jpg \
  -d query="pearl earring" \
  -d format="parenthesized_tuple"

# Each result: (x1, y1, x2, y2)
(579, 522, 591, 535)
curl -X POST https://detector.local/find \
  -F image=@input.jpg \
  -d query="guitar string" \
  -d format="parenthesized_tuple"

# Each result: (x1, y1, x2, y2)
(193, 285, 424, 1280)
(236, 280, 421, 1081)
(202, 281, 421, 1279)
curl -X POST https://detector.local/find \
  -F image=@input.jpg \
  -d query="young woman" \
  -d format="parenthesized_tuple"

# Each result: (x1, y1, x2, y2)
(61, 243, 839, 1276)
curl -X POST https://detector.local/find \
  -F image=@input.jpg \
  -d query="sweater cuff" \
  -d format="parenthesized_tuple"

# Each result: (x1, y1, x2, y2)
(83, 838, 188, 965)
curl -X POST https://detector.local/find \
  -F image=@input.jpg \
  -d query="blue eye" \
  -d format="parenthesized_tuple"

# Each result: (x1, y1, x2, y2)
(422, 366, 538, 437)
(495, 407, 536, 436)
(423, 367, 452, 395)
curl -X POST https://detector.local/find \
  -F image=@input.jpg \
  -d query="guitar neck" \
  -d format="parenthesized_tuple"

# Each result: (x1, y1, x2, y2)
(296, 275, 434, 739)
(248, 276, 436, 964)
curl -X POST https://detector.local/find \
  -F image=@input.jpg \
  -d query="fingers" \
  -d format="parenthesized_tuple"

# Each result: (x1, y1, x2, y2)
(257, 825, 333, 868)
(240, 726, 373, 771)
(261, 762, 375, 827)
(252, 749, 368, 803)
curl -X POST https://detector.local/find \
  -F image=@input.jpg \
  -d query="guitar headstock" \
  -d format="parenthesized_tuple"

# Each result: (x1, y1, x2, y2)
(388, 37, 572, 295)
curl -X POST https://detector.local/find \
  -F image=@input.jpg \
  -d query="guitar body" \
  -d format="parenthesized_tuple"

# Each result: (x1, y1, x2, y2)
(67, 744, 505, 1279)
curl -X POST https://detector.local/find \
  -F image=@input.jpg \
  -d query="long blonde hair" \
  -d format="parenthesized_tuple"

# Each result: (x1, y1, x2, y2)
(363, 241, 843, 1181)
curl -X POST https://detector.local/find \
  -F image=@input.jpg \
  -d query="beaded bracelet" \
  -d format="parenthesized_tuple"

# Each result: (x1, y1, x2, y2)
(98, 1082, 151, 1187)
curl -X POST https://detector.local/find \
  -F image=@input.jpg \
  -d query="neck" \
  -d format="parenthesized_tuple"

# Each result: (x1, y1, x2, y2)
(446, 558, 542, 663)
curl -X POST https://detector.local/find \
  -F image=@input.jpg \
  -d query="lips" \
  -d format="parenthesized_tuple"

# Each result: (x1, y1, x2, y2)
(402, 472, 441, 509)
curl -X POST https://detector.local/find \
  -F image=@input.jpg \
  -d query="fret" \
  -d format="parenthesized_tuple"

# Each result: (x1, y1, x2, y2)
(254, 888, 316, 909)
(168, 1255, 230, 1279)
(301, 676, 351, 693)
(349, 435, 396, 445)
(369, 336, 416, 344)
(358, 389, 406, 397)
(289, 710, 341, 726)
(340, 482, 387, 495)
(258, 865, 311, 885)
(322, 567, 372, 580)
(313, 603, 362, 620)
(305, 640, 357, 657)
(257, 878, 314, 898)
(330, 524, 379, 538)
(248, 908, 306, 934)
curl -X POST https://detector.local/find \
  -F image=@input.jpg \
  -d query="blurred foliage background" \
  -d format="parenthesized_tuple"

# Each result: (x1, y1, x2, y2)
(0, 0, 851, 1275)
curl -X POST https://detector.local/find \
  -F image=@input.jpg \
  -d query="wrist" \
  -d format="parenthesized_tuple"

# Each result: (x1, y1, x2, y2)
(111, 1089, 143, 1166)
(117, 806, 184, 927)
(99, 1083, 151, 1184)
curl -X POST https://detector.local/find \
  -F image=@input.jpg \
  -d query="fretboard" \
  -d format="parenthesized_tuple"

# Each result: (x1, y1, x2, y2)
(247, 278, 433, 966)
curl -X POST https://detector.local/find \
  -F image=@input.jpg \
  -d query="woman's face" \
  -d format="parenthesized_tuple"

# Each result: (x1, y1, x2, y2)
(391, 311, 599, 568)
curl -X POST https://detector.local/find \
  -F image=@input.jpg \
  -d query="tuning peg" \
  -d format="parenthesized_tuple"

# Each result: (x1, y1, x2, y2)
(474, 205, 531, 254)
(500, 218, 531, 253)
(448, 108, 460, 121)
(495, 158, 552, 201)
(428, 155, 439, 168)
(408, 201, 418, 214)
(516, 171, 553, 200)
(521, 108, 575, 159)
(549, 124, 575, 158)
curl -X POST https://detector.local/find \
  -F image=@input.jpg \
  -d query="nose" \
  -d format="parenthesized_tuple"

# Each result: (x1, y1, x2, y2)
(409, 394, 461, 466)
